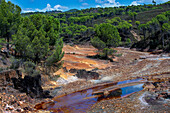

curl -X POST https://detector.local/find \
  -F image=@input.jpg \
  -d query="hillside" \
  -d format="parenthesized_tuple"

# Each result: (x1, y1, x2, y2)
(21, 2, 170, 52)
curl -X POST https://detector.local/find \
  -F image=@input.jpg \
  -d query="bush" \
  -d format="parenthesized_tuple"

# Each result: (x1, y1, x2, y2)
(115, 53, 123, 57)
(135, 21, 140, 27)
(10, 57, 21, 70)
(23, 61, 40, 77)
(46, 38, 64, 67)
(0, 68, 3, 72)
(0, 38, 6, 49)
(125, 38, 132, 47)
(91, 37, 106, 51)
(129, 20, 132, 23)
(102, 48, 114, 58)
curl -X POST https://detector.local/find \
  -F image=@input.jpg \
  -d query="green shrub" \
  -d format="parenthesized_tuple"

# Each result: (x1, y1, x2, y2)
(129, 20, 132, 23)
(115, 53, 123, 57)
(24, 61, 40, 77)
(0, 68, 3, 72)
(91, 37, 106, 51)
(10, 57, 21, 70)
(125, 38, 132, 47)
(0, 38, 6, 49)
(102, 48, 114, 57)
(135, 21, 140, 27)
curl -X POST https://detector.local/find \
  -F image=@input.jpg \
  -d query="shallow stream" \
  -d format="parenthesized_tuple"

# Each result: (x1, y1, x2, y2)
(43, 78, 144, 113)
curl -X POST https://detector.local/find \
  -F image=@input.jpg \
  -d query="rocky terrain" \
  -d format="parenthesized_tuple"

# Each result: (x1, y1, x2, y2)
(0, 45, 170, 112)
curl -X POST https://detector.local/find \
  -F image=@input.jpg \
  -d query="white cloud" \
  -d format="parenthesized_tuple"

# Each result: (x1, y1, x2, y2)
(130, 1, 140, 6)
(22, 3, 68, 13)
(107, 0, 116, 3)
(95, 0, 121, 7)
(95, 0, 107, 3)
(82, 3, 89, 6)
(96, 5, 101, 7)
(130, 0, 169, 5)
(54, 5, 68, 10)
(96, 0, 169, 8)
(22, 8, 35, 13)
(36, 4, 54, 12)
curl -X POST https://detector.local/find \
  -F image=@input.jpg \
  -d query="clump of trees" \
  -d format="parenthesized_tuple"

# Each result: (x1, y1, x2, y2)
(128, 12, 138, 20)
(0, 0, 64, 75)
(0, 38, 6, 49)
(106, 17, 132, 46)
(135, 21, 140, 27)
(133, 11, 170, 51)
(23, 61, 40, 77)
(60, 23, 91, 43)
(0, 0, 21, 49)
(91, 23, 121, 59)
(12, 14, 61, 63)
(28, 1, 167, 45)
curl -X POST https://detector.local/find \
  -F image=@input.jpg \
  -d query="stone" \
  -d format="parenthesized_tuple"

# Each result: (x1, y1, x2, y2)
(34, 102, 45, 110)
(42, 101, 55, 109)
(69, 68, 77, 73)
(11, 75, 52, 98)
(75, 69, 100, 80)
(104, 90, 109, 97)
(8, 107, 14, 110)
(144, 83, 155, 90)
(23, 107, 29, 111)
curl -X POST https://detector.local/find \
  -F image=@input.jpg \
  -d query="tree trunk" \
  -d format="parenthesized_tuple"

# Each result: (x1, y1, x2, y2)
(162, 33, 165, 49)
(143, 30, 146, 47)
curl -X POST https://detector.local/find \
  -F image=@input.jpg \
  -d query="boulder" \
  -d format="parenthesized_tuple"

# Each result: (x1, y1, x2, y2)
(69, 68, 77, 73)
(0, 70, 17, 86)
(75, 69, 100, 80)
(11, 75, 52, 98)
(42, 101, 55, 109)
(143, 82, 155, 90)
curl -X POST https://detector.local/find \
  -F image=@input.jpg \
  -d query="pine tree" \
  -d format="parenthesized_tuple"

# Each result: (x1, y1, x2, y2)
(162, 23, 170, 49)
(95, 23, 121, 48)
(91, 23, 121, 58)
(46, 38, 64, 67)
(0, 0, 21, 49)
(13, 14, 62, 64)
(91, 37, 106, 51)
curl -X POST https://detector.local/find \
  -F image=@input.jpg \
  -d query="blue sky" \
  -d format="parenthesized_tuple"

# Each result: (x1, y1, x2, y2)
(6, 0, 169, 13)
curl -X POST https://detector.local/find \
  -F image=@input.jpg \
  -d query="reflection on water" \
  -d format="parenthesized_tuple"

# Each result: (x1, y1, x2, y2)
(44, 79, 144, 113)
(117, 78, 143, 85)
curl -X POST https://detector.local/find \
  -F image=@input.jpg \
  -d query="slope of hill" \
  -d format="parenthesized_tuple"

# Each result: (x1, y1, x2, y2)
(21, 1, 170, 51)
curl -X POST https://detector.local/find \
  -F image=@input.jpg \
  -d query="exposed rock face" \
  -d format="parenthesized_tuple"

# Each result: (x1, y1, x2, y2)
(12, 75, 52, 98)
(69, 68, 77, 73)
(75, 69, 100, 80)
(0, 70, 17, 86)
(0, 69, 51, 98)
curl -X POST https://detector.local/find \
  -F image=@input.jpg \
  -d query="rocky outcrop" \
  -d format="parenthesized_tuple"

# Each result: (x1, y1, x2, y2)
(0, 69, 17, 86)
(69, 68, 78, 73)
(0, 69, 51, 98)
(75, 69, 100, 80)
(12, 75, 52, 98)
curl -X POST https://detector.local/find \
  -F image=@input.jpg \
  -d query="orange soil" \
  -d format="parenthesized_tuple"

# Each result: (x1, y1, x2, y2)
(54, 45, 114, 79)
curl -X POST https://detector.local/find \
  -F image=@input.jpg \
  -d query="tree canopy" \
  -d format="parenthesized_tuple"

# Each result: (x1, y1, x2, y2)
(0, 0, 21, 48)
(95, 23, 121, 48)
(12, 14, 62, 63)
(91, 23, 121, 58)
